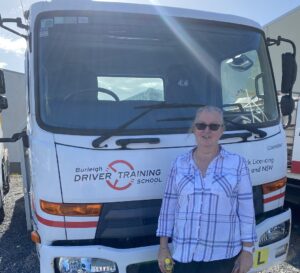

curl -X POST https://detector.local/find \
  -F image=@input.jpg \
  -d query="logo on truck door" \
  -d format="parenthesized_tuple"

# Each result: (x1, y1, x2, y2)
(105, 160, 134, 190)
(74, 160, 162, 190)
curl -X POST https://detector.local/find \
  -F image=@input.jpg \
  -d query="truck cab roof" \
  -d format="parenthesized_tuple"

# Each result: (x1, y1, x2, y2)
(29, 0, 261, 30)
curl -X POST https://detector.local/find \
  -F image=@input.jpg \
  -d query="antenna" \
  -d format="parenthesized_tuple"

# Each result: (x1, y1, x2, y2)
(19, 0, 25, 16)
(19, 0, 28, 23)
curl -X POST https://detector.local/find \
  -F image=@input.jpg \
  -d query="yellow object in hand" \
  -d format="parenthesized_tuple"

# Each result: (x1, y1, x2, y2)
(164, 258, 173, 273)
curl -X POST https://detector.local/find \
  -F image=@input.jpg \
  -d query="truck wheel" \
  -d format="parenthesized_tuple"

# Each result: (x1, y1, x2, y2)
(3, 174, 10, 195)
(0, 206, 4, 223)
(0, 190, 4, 223)
(2, 150, 10, 195)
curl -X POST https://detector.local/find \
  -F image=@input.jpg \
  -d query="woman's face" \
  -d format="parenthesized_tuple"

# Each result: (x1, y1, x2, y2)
(193, 110, 224, 149)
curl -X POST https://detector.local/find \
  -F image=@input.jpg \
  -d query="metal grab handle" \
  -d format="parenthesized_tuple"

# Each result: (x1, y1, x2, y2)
(0, 131, 27, 143)
(116, 137, 160, 149)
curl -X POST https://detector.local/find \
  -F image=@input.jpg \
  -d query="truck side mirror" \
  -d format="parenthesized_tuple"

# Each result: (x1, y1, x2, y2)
(0, 70, 6, 94)
(280, 94, 294, 128)
(281, 52, 297, 94)
(280, 95, 294, 116)
(0, 95, 8, 110)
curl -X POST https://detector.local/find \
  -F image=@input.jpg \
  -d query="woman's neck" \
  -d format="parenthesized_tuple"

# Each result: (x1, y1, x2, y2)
(193, 145, 220, 176)
(195, 145, 220, 160)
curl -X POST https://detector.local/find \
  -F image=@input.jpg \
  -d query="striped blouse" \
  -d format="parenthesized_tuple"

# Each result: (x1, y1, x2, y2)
(156, 147, 257, 262)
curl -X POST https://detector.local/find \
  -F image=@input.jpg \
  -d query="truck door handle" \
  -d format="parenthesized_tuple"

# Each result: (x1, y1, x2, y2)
(115, 137, 160, 149)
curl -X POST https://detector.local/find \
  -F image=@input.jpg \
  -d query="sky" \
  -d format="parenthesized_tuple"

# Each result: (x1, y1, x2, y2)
(1, 0, 300, 73)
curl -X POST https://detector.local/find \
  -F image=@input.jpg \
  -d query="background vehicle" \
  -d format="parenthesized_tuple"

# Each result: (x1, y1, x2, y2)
(285, 97, 300, 205)
(264, 12, 300, 206)
(0, 1, 297, 272)
(0, 70, 10, 223)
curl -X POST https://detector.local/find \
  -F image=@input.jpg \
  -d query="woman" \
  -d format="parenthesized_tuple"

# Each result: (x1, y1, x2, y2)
(157, 106, 256, 273)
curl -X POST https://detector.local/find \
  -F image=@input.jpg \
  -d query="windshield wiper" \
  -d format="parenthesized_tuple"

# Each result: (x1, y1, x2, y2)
(92, 102, 203, 148)
(137, 102, 204, 110)
(224, 118, 267, 138)
(155, 117, 265, 141)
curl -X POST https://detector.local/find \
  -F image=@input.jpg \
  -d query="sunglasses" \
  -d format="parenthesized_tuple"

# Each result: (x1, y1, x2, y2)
(194, 123, 223, 131)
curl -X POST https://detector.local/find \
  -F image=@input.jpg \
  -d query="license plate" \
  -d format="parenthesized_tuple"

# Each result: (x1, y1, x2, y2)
(253, 248, 269, 268)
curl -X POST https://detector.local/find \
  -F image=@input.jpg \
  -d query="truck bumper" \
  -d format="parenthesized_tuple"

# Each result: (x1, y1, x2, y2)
(39, 242, 159, 273)
(39, 209, 291, 273)
(251, 208, 291, 272)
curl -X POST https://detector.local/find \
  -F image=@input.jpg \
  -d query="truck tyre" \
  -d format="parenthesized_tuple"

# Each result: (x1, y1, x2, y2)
(0, 207, 4, 223)
(0, 190, 4, 223)
(3, 173, 10, 195)
(2, 150, 10, 195)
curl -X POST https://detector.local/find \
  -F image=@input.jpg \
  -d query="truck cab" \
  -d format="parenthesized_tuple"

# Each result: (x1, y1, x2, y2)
(0, 1, 296, 272)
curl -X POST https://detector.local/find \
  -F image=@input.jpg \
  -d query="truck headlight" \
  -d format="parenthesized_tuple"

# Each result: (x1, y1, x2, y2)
(55, 257, 118, 273)
(259, 220, 290, 247)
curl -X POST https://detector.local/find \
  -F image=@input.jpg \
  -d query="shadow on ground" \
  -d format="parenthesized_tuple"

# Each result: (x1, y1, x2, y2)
(0, 196, 39, 273)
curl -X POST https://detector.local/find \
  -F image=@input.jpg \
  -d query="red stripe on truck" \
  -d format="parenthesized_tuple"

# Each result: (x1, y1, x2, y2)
(291, 160, 300, 174)
(263, 192, 285, 204)
(36, 213, 98, 228)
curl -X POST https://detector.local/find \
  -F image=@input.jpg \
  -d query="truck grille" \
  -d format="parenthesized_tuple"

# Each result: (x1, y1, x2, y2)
(95, 186, 263, 248)
(95, 199, 162, 248)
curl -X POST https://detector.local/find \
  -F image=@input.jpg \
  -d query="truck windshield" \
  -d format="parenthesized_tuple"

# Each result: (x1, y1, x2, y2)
(37, 11, 278, 135)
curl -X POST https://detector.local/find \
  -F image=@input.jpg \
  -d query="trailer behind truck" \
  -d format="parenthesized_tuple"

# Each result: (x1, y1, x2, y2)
(285, 97, 300, 205)
(0, 1, 297, 272)
(264, 8, 300, 205)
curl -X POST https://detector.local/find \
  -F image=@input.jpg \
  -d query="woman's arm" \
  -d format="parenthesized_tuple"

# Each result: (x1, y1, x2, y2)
(156, 161, 178, 272)
(156, 160, 178, 238)
(234, 157, 257, 273)
(237, 157, 257, 243)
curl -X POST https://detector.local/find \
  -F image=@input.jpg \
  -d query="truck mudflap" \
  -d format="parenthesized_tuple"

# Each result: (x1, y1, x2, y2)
(39, 209, 291, 273)
(251, 208, 291, 272)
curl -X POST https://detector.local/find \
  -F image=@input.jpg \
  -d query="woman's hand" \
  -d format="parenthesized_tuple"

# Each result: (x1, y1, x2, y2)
(158, 246, 173, 273)
(232, 251, 253, 273)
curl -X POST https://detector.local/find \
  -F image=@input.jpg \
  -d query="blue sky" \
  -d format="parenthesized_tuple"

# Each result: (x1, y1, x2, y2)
(1, 0, 300, 72)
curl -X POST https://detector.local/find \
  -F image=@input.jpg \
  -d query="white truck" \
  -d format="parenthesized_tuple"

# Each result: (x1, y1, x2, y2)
(0, 1, 297, 272)
(0, 70, 10, 223)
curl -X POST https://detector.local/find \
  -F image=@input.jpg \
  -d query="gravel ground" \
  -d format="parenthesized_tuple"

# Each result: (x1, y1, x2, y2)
(0, 175, 300, 273)
(0, 175, 39, 273)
